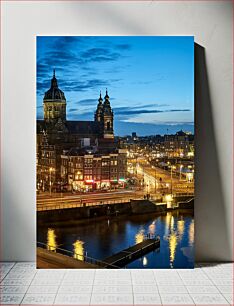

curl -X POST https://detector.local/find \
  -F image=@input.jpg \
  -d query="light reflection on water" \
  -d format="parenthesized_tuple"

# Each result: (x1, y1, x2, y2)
(135, 228, 145, 244)
(177, 219, 185, 241)
(47, 228, 57, 252)
(142, 256, 148, 266)
(148, 221, 156, 235)
(168, 232, 177, 267)
(73, 240, 84, 261)
(40, 211, 194, 269)
(189, 220, 194, 246)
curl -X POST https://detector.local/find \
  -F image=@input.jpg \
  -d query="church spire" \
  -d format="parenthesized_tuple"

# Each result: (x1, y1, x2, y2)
(51, 69, 58, 88)
(98, 91, 103, 104)
(102, 89, 114, 139)
(95, 91, 104, 122)
(104, 88, 110, 105)
(105, 88, 109, 99)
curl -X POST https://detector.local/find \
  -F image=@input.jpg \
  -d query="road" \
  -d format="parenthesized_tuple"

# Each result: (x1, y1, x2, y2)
(37, 190, 140, 210)
(37, 157, 193, 211)
(134, 157, 194, 195)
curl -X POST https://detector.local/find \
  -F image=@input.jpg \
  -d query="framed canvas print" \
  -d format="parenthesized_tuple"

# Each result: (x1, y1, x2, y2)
(36, 36, 194, 269)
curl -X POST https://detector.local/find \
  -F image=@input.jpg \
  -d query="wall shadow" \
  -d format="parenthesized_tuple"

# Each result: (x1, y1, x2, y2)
(195, 43, 231, 262)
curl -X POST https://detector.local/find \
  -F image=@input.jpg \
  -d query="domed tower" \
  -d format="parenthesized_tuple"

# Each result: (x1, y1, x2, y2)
(103, 89, 114, 139)
(95, 92, 103, 123)
(43, 70, 66, 122)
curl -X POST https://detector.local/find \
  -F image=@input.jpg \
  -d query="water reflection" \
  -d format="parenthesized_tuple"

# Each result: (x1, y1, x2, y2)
(143, 256, 148, 266)
(169, 232, 177, 267)
(38, 212, 194, 269)
(135, 228, 145, 244)
(170, 215, 174, 231)
(73, 240, 84, 261)
(148, 221, 156, 235)
(189, 220, 194, 246)
(165, 212, 172, 236)
(164, 213, 180, 268)
(47, 228, 57, 252)
(177, 219, 185, 241)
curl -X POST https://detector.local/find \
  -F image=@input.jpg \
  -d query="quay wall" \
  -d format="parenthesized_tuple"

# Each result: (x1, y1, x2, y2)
(37, 198, 194, 225)
(37, 200, 167, 224)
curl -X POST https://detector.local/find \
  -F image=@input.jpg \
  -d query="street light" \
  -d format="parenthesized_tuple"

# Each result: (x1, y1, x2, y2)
(170, 165, 176, 195)
(154, 159, 159, 195)
(49, 167, 53, 196)
(179, 164, 183, 181)
(154, 166, 157, 195)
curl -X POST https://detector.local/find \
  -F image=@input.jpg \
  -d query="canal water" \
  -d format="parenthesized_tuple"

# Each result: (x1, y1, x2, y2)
(37, 211, 194, 269)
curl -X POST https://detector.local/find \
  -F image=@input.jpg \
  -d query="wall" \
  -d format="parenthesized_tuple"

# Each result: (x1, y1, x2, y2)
(1, 1, 233, 261)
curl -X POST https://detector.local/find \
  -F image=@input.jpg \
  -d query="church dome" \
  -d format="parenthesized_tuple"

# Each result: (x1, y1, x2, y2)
(44, 70, 66, 101)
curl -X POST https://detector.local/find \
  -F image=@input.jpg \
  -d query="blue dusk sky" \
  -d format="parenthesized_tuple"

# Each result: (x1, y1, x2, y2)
(37, 36, 194, 136)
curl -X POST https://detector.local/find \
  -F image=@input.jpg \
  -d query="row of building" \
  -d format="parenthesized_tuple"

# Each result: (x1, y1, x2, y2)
(120, 130, 194, 159)
(37, 141, 127, 192)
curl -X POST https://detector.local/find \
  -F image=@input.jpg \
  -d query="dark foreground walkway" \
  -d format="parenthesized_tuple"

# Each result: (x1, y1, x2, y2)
(37, 247, 100, 269)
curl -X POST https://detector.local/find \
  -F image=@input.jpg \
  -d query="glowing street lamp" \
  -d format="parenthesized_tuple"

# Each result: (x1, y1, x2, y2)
(146, 184, 149, 199)
(179, 164, 184, 181)
(152, 165, 157, 195)
(170, 165, 176, 195)
(49, 167, 53, 196)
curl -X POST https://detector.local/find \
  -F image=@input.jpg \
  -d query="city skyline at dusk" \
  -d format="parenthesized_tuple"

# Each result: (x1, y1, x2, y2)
(36, 36, 194, 269)
(37, 36, 194, 136)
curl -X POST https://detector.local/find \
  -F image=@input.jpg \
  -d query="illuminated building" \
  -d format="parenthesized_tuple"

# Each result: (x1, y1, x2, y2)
(37, 71, 124, 191)
(61, 147, 127, 191)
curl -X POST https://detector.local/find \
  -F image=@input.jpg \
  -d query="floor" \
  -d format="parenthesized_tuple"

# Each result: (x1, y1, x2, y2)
(0, 262, 233, 305)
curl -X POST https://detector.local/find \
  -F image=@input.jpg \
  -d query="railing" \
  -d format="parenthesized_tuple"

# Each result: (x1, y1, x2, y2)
(177, 197, 194, 205)
(37, 241, 120, 269)
(37, 198, 131, 211)
(37, 193, 194, 211)
(173, 192, 194, 197)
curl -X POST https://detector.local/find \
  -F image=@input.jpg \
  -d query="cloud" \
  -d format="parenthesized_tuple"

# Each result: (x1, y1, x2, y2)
(66, 106, 191, 124)
(77, 98, 97, 105)
(68, 108, 77, 112)
(52, 36, 83, 49)
(113, 103, 169, 112)
(143, 103, 169, 108)
(115, 44, 131, 50)
(38, 37, 127, 71)
(37, 77, 111, 95)
(37, 50, 82, 74)
(113, 105, 190, 116)
(114, 120, 194, 136)
(62, 79, 108, 92)
(37, 37, 131, 100)
(76, 96, 116, 106)
(116, 109, 163, 115)
(81, 47, 121, 63)
(155, 121, 194, 125)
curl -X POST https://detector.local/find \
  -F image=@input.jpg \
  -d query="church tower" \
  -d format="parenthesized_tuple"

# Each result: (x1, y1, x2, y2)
(95, 92, 103, 123)
(102, 89, 114, 139)
(43, 70, 66, 122)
